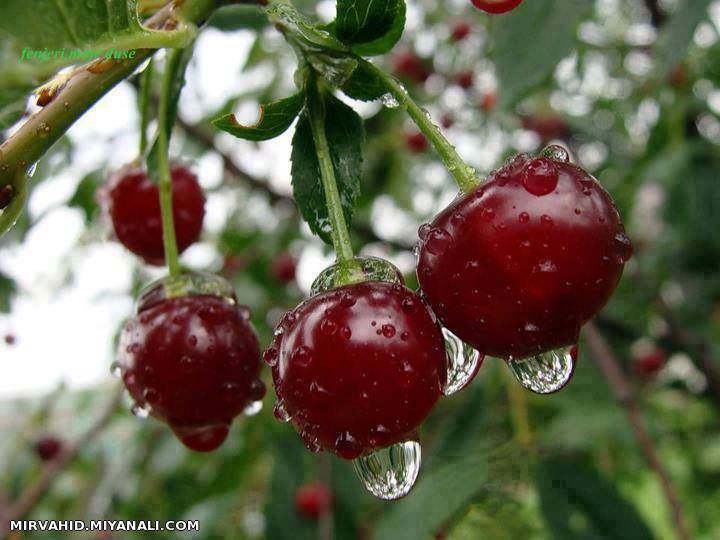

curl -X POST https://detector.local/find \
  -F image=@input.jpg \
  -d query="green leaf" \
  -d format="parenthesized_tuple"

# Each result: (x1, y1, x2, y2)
(207, 4, 269, 32)
(0, 272, 16, 313)
(308, 54, 358, 88)
(291, 94, 363, 244)
(351, 0, 406, 56)
(537, 456, 655, 540)
(492, 0, 592, 108)
(655, 0, 713, 79)
(68, 171, 103, 223)
(267, 1, 347, 52)
(341, 60, 386, 101)
(214, 92, 305, 141)
(374, 450, 506, 540)
(0, 0, 194, 128)
(335, 0, 399, 45)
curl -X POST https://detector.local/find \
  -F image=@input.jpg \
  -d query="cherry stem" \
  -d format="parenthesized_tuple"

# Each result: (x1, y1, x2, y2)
(138, 57, 155, 157)
(501, 367, 532, 447)
(307, 82, 355, 265)
(363, 60, 479, 193)
(156, 50, 182, 279)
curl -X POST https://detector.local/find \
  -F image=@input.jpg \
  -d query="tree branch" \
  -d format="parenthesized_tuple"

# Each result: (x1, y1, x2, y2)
(0, 388, 123, 534)
(643, 0, 667, 27)
(584, 323, 690, 540)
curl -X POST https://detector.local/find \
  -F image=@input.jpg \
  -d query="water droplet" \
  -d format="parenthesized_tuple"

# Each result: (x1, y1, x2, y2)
(540, 144, 570, 163)
(340, 326, 352, 339)
(292, 346, 313, 367)
(400, 297, 417, 313)
(442, 327, 483, 395)
(36, 122, 51, 139)
(131, 403, 150, 419)
(26, 162, 38, 177)
(382, 324, 396, 338)
(353, 440, 422, 500)
(425, 228, 452, 255)
(273, 400, 291, 422)
(418, 223, 432, 240)
(518, 212, 530, 223)
(110, 361, 122, 378)
(243, 400, 263, 416)
(249, 379, 266, 401)
(481, 208, 495, 222)
(335, 431, 362, 459)
(188, 335, 197, 346)
(540, 214, 553, 227)
(614, 232, 633, 263)
(179, 355, 196, 373)
(508, 345, 577, 394)
(341, 293, 356, 307)
(264, 346, 278, 366)
(381, 93, 400, 109)
(521, 158, 559, 196)
(320, 319, 338, 336)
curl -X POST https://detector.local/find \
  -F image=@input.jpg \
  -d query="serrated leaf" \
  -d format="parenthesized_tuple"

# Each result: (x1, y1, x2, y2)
(492, 0, 592, 108)
(655, 0, 712, 79)
(336, 0, 398, 44)
(341, 60, 386, 101)
(291, 95, 363, 245)
(0, 0, 194, 129)
(213, 92, 305, 141)
(537, 456, 655, 540)
(308, 54, 359, 88)
(351, 0, 406, 56)
(267, 1, 347, 52)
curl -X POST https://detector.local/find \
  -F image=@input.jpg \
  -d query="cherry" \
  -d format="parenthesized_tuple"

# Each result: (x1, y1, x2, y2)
(405, 131, 429, 153)
(417, 147, 632, 359)
(271, 252, 297, 284)
(632, 343, 666, 378)
(454, 71, 475, 90)
(450, 21, 472, 42)
(393, 51, 431, 84)
(479, 92, 497, 113)
(4, 333, 16, 346)
(471, 0, 523, 14)
(295, 483, 333, 519)
(268, 278, 446, 460)
(99, 162, 205, 265)
(521, 115, 568, 143)
(117, 273, 264, 452)
(440, 113, 454, 129)
(35, 435, 63, 461)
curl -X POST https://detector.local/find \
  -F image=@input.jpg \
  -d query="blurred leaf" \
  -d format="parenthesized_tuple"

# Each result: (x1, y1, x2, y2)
(655, 0, 713, 79)
(335, 0, 400, 45)
(291, 92, 363, 245)
(213, 91, 305, 141)
(68, 171, 103, 223)
(208, 4, 269, 31)
(351, 0, 406, 56)
(267, 1, 347, 52)
(0, 271, 16, 313)
(537, 455, 655, 540)
(492, 0, 592, 108)
(342, 60, 386, 101)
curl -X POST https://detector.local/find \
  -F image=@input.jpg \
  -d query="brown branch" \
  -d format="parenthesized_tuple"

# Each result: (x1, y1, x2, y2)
(584, 323, 690, 540)
(643, 0, 667, 27)
(0, 388, 123, 534)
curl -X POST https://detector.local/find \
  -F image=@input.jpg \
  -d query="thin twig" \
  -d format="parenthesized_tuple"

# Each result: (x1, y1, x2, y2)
(584, 323, 690, 540)
(643, 0, 667, 27)
(318, 454, 333, 540)
(0, 387, 123, 533)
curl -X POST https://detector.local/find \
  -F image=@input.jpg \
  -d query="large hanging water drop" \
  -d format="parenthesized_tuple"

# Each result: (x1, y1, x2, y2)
(353, 440, 421, 500)
(508, 345, 577, 394)
(442, 328, 483, 395)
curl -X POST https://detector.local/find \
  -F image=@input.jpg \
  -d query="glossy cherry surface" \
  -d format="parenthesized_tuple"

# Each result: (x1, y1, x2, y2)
(471, 0, 523, 14)
(100, 163, 205, 265)
(268, 280, 446, 460)
(118, 275, 264, 452)
(295, 483, 333, 520)
(417, 147, 632, 359)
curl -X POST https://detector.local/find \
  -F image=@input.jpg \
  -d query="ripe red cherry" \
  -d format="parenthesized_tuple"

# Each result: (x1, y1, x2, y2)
(450, 21, 472, 42)
(100, 163, 205, 265)
(471, 0, 523, 14)
(295, 483, 333, 519)
(405, 131, 429, 153)
(632, 344, 666, 378)
(479, 93, 497, 112)
(271, 252, 297, 284)
(35, 436, 63, 461)
(117, 274, 264, 452)
(521, 115, 568, 143)
(454, 71, 474, 90)
(268, 280, 446, 460)
(393, 51, 431, 84)
(417, 147, 632, 359)
(4, 333, 16, 346)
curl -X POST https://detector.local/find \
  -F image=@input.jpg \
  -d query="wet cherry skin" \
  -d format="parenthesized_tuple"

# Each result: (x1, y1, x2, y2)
(417, 149, 632, 359)
(118, 294, 264, 452)
(295, 483, 333, 520)
(35, 436, 63, 461)
(471, 0, 523, 14)
(268, 281, 446, 460)
(100, 163, 205, 265)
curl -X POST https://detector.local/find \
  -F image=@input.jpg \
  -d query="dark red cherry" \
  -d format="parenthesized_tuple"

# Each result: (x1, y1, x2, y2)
(521, 115, 568, 143)
(99, 163, 205, 265)
(117, 274, 264, 452)
(632, 344, 666, 378)
(405, 131, 429, 153)
(295, 483, 333, 520)
(471, 0, 523, 14)
(271, 252, 297, 284)
(450, 21, 472, 42)
(269, 280, 446, 460)
(417, 147, 632, 359)
(454, 71, 474, 90)
(35, 436, 63, 461)
(393, 51, 431, 84)
(4, 333, 16, 346)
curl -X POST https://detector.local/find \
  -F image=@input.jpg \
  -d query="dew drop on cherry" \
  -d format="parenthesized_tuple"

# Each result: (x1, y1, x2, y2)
(441, 327, 483, 395)
(131, 402, 150, 419)
(273, 400, 291, 422)
(507, 345, 577, 394)
(353, 440, 422, 500)
(521, 158, 559, 196)
(540, 144, 570, 163)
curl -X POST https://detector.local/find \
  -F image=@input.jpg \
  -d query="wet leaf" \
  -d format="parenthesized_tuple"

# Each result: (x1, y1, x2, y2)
(214, 92, 306, 141)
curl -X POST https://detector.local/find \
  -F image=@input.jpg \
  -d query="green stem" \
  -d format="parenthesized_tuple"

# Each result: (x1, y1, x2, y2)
(307, 84, 355, 264)
(138, 57, 155, 156)
(156, 50, 182, 278)
(502, 367, 532, 447)
(363, 59, 479, 193)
